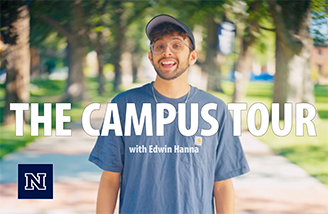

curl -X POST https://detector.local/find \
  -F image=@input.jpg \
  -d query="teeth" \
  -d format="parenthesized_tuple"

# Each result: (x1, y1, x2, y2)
(162, 61, 174, 65)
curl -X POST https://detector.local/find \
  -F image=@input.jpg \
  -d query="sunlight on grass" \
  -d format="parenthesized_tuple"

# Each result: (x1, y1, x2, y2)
(259, 120, 328, 184)
(0, 125, 39, 158)
(0, 87, 5, 99)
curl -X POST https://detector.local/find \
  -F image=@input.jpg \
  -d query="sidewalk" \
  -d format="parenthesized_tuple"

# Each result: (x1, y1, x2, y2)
(1, 105, 328, 214)
(234, 133, 328, 214)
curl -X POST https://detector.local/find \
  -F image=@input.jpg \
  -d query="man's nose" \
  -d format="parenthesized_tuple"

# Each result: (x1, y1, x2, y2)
(162, 44, 173, 56)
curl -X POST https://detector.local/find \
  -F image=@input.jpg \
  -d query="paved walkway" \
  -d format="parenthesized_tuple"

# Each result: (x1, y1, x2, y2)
(1, 104, 328, 214)
(234, 133, 328, 214)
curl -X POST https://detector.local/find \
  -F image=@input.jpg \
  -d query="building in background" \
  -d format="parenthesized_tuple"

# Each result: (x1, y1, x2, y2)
(310, 44, 328, 85)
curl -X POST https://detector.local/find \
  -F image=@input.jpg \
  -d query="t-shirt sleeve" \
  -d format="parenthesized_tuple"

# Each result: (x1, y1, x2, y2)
(88, 98, 124, 173)
(214, 104, 250, 181)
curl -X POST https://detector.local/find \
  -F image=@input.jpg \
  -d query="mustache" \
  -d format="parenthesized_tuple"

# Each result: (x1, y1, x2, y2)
(158, 57, 178, 64)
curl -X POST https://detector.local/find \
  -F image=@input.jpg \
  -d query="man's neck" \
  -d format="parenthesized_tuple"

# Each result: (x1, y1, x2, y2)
(153, 76, 190, 99)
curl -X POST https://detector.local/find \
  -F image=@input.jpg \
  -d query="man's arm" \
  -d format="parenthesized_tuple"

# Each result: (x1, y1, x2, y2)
(213, 178, 235, 214)
(96, 170, 121, 214)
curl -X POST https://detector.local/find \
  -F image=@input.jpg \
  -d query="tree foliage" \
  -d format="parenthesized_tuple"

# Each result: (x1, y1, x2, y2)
(310, 0, 328, 45)
(1, 0, 31, 125)
(2, 0, 325, 114)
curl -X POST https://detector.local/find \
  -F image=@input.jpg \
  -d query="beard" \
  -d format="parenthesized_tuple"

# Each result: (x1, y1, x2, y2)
(152, 53, 191, 81)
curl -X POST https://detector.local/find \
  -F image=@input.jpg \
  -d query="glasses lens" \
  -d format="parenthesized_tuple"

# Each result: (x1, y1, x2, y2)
(169, 41, 184, 53)
(152, 42, 165, 54)
(151, 40, 187, 54)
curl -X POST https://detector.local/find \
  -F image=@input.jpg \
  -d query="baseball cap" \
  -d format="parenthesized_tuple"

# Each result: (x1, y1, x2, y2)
(145, 14, 195, 49)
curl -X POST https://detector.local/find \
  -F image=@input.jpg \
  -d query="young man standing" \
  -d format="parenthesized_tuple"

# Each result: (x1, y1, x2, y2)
(89, 14, 249, 214)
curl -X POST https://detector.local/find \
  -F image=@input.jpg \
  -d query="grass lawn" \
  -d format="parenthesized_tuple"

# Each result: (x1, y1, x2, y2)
(0, 125, 39, 157)
(212, 81, 328, 185)
(258, 120, 328, 185)
(0, 77, 120, 159)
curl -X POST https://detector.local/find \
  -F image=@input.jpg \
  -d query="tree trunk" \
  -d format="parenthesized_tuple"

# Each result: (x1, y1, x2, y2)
(205, 14, 223, 92)
(88, 31, 106, 95)
(132, 52, 142, 83)
(299, 11, 314, 105)
(3, 4, 30, 125)
(97, 50, 105, 94)
(232, 45, 252, 102)
(63, 0, 86, 102)
(268, 0, 314, 119)
(132, 56, 138, 83)
(62, 42, 86, 102)
(112, 2, 125, 91)
(232, 1, 260, 102)
(40, 0, 87, 102)
(272, 37, 289, 119)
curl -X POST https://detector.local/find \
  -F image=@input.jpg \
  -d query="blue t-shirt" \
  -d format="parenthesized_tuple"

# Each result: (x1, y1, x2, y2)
(89, 82, 249, 214)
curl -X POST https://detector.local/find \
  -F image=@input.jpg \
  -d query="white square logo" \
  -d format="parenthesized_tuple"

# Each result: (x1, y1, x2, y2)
(194, 136, 202, 146)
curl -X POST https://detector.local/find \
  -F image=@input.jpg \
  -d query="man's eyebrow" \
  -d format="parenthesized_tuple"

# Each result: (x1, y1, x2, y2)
(153, 38, 163, 43)
(171, 37, 184, 41)
(153, 37, 183, 43)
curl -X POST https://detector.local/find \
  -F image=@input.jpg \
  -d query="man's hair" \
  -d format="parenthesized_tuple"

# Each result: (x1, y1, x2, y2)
(148, 22, 194, 50)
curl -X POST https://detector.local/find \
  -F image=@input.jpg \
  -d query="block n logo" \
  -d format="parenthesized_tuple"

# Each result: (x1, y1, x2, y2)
(18, 164, 53, 199)
(25, 173, 47, 190)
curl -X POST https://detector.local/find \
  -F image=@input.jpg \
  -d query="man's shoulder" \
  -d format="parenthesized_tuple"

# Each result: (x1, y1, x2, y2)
(112, 83, 152, 103)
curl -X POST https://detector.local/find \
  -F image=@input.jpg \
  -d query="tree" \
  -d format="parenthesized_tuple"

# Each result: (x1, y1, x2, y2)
(110, 1, 125, 91)
(204, 13, 223, 92)
(311, 0, 328, 46)
(31, 0, 88, 102)
(89, 30, 107, 94)
(109, 1, 151, 90)
(125, 18, 149, 83)
(188, 2, 226, 92)
(231, 0, 262, 102)
(86, 1, 111, 95)
(1, 1, 30, 125)
(267, 0, 314, 119)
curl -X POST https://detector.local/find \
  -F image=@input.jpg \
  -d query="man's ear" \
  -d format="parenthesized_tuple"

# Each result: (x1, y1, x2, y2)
(148, 52, 154, 66)
(189, 50, 199, 65)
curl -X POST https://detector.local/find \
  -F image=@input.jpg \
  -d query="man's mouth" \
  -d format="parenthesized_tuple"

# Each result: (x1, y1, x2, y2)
(160, 60, 177, 68)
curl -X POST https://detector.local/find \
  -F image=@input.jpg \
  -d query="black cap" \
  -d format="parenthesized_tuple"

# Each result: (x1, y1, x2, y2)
(145, 14, 195, 49)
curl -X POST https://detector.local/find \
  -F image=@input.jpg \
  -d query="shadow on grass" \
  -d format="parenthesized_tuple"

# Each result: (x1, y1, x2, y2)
(314, 84, 328, 97)
(317, 110, 328, 119)
(30, 79, 66, 97)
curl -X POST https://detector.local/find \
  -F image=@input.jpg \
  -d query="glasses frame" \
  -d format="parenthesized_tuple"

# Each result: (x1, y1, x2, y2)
(150, 39, 193, 55)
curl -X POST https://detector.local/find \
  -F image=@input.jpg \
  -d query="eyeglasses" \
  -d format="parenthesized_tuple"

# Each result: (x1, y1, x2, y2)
(150, 39, 193, 55)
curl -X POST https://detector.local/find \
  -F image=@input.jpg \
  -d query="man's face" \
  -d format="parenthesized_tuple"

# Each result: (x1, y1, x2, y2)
(148, 34, 198, 81)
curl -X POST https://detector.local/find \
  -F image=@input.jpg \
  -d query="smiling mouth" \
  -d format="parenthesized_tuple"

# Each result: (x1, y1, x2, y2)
(160, 60, 177, 67)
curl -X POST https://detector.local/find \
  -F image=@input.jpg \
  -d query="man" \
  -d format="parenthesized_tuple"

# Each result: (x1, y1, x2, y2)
(89, 14, 249, 214)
